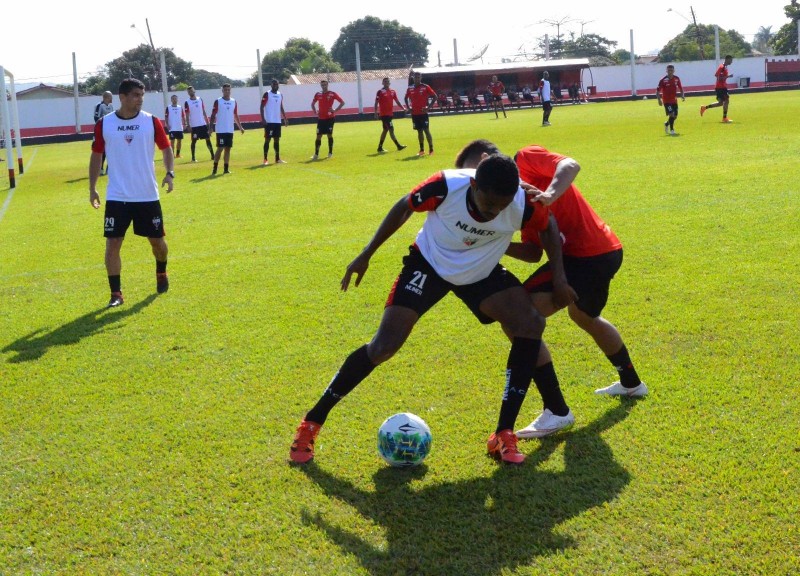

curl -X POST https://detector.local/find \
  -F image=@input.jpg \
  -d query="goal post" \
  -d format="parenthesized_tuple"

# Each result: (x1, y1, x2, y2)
(0, 65, 24, 189)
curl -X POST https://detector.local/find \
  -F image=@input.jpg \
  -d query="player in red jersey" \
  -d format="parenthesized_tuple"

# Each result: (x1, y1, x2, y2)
(404, 71, 437, 156)
(89, 78, 175, 307)
(374, 77, 407, 153)
(456, 140, 647, 414)
(290, 151, 576, 465)
(700, 55, 733, 122)
(656, 64, 685, 135)
(487, 75, 507, 118)
(311, 80, 345, 160)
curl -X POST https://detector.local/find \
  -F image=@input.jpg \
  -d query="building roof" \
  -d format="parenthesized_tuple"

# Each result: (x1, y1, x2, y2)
(15, 83, 90, 99)
(289, 68, 411, 85)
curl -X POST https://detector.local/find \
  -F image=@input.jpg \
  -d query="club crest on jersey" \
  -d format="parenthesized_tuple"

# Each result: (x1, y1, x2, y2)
(463, 237, 478, 246)
(152, 216, 162, 230)
(125, 134, 134, 145)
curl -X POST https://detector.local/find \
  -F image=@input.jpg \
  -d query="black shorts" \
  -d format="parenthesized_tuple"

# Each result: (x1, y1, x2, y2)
(380, 116, 394, 130)
(316, 119, 335, 135)
(411, 114, 429, 131)
(492, 94, 503, 102)
(169, 130, 184, 141)
(386, 246, 522, 325)
(264, 123, 282, 139)
(104, 200, 165, 238)
(216, 133, 234, 148)
(191, 125, 210, 140)
(664, 103, 679, 116)
(523, 248, 623, 318)
(542, 101, 552, 112)
(715, 88, 729, 101)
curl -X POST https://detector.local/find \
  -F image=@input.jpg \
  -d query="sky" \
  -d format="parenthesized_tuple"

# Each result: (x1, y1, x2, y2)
(2, 1, 790, 86)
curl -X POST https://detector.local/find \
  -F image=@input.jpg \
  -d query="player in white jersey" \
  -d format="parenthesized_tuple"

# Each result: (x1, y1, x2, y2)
(165, 94, 187, 158)
(89, 78, 175, 308)
(260, 79, 288, 165)
(290, 151, 576, 466)
(210, 83, 245, 175)
(184, 86, 215, 162)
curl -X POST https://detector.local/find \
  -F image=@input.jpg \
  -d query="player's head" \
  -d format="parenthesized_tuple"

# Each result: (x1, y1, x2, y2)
(455, 139, 501, 169)
(492, 75, 498, 82)
(187, 86, 196, 97)
(102, 91, 113, 103)
(118, 78, 145, 113)
(222, 83, 231, 97)
(724, 55, 733, 64)
(414, 72, 421, 84)
(170, 94, 178, 104)
(320, 80, 329, 91)
(271, 79, 279, 91)
(543, 71, 549, 79)
(666, 64, 675, 76)
(382, 77, 391, 87)
(470, 153, 520, 221)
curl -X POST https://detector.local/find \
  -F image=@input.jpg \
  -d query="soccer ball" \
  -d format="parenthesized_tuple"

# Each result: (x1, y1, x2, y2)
(377, 413, 432, 467)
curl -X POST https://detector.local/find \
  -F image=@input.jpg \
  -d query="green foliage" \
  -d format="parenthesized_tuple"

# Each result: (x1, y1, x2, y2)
(249, 38, 342, 86)
(659, 25, 751, 61)
(560, 33, 618, 59)
(330, 16, 430, 71)
(1, 93, 799, 574)
(769, 0, 800, 55)
(188, 69, 244, 90)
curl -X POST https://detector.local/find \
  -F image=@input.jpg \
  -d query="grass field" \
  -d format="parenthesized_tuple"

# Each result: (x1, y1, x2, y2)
(1, 91, 799, 575)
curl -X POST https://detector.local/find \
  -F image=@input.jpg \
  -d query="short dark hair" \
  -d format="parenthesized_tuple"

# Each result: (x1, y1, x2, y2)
(118, 78, 145, 95)
(271, 79, 279, 84)
(475, 153, 519, 197)
(455, 139, 500, 169)
(222, 83, 231, 89)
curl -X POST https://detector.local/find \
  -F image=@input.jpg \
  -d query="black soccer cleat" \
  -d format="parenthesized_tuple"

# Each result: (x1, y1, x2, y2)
(156, 273, 169, 294)
(108, 291, 124, 308)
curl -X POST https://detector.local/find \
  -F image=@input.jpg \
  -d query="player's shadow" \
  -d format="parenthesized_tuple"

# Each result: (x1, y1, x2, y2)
(299, 403, 634, 576)
(2, 294, 157, 363)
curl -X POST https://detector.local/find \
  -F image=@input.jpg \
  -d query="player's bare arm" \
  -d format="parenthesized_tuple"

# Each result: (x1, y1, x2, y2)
(505, 241, 543, 262)
(160, 148, 175, 193)
(531, 158, 581, 205)
(88, 152, 103, 208)
(340, 196, 414, 292)
(538, 214, 577, 309)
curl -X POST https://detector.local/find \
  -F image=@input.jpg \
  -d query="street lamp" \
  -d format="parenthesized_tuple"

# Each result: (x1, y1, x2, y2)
(667, 6, 705, 59)
(131, 20, 160, 88)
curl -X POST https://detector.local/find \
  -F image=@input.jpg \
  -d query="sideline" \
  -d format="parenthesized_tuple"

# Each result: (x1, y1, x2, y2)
(0, 147, 37, 224)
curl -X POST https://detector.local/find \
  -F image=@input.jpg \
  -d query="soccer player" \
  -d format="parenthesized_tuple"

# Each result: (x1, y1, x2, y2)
(700, 55, 734, 123)
(487, 75, 507, 118)
(164, 94, 187, 158)
(260, 79, 288, 165)
(184, 86, 215, 162)
(538, 71, 553, 126)
(289, 150, 577, 466)
(93, 91, 114, 175)
(456, 140, 647, 424)
(210, 83, 245, 175)
(88, 78, 174, 308)
(404, 71, 437, 156)
(310, 80, 345, 160)
(656, 64, 685, 135)
(374, 77, 407, 153)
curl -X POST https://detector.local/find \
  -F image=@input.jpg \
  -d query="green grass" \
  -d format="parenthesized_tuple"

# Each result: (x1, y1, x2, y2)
(1, 92, 799, 575)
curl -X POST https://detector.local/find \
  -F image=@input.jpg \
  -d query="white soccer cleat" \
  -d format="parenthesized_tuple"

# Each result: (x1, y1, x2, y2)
(595, 381, 648, 397)
(670, 130, 677, 136)
(516, 409, 575, 439)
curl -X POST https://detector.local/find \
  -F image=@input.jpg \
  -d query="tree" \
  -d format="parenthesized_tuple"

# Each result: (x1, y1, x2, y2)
(753, 26, 775, 55)
(249, 38, 342, 86)
(769, 0, 800, 55)
(659, 25, 751, 61)
(330, 16, 429, 71)
(559, 33, 617, 59)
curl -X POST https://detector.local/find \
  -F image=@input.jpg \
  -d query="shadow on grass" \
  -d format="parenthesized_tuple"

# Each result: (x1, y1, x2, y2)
(298, 402, 634, 576)
(2, 294, 157, 363)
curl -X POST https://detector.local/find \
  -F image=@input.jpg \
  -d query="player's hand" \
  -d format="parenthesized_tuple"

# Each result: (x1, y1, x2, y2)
(552, 279, 578, 310)
(341, 252, 371, 291)
(161, 176, 174, 193)
(240, 127, 245, 134)
(89, 190, 101, 209)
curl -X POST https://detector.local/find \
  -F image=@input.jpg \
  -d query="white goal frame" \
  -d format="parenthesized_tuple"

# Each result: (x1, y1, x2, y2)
(0, 65, 23, 189)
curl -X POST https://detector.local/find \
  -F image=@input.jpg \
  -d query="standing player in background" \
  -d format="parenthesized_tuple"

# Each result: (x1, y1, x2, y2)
(88, 78, 174, 308)
(456, 140, 647, 416)
(374, 77, 407, 153)
(700, 55, 733, 123)
(487, 75, 507, 118)
(260, 79, 288, 165)
(184, 86, 215, 162)
(538, 71, 553, 127)
(310, 80, 345, 160)
(290, 152, 576, 466)
(210, 83, 245, 176)
(93, 91, 114, 175)
(164, 94, 187, 158)
(656, 64, 685, 135)
(404, 71, 437, 157)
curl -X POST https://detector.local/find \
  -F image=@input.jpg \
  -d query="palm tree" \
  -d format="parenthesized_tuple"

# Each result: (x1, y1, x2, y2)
(753, 26, 774, 55)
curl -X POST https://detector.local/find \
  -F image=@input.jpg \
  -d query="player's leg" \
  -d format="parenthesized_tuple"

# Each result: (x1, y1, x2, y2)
(424, 126, 433, 154)
(205, 136, 214, 159)
(263, 128, 270, 162)
(190, 132, 197, 161)
(326, 132, 334, 157)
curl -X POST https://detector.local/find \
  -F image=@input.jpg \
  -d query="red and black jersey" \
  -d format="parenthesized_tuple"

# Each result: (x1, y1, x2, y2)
(657, 75, 683, 104)
(405, 83, 437, 115)
(312, 90, 344, 119)
(715, 64, 729, 89)
(515, 146, 621, 258)
(375, 87, 400, 116)
(488, 81, 505, 97)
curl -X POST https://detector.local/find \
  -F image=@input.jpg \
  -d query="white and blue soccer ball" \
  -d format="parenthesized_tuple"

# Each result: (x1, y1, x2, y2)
(377, 413, 432, 467)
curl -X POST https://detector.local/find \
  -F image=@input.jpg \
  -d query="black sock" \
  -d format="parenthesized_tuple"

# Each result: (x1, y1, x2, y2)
(315, 142, 321, 155)
(532, 362, 569, 416)
(108, 275, 121, 293)
(328, 139, 334, 154)
(305, 345, 376, 425)
(607, 345, 641, 388)
(156, 260, 167, 274)
(224, 163, 229, 171)
(263, 142, 269, 159)
(191, 141, 196, 158)
(496, 337, 540, 432)
(274, 140, 280, 160)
